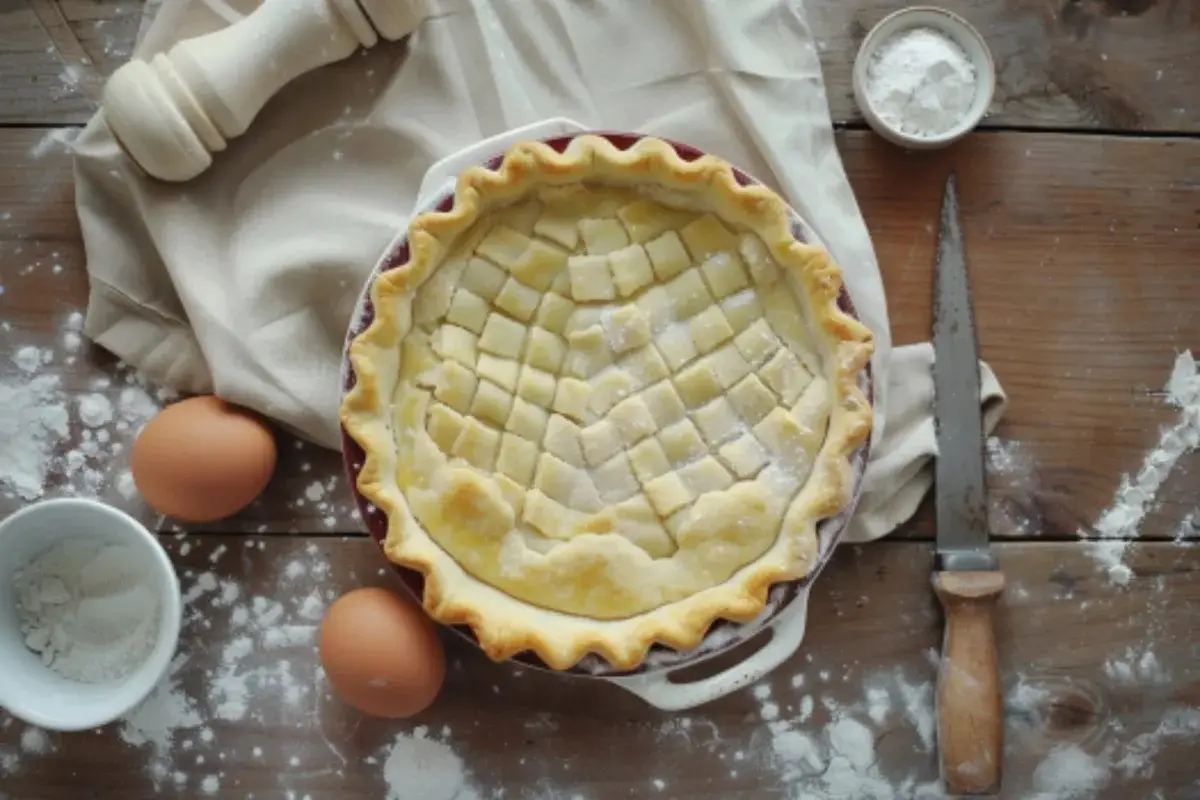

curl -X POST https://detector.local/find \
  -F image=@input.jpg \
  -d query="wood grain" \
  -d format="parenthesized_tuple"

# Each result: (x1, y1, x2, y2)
(2, 128, 1196, 541)
(0, 537, 1195, 799)
(933, 570, 1005, 795)
(0, 1, 1197, 131)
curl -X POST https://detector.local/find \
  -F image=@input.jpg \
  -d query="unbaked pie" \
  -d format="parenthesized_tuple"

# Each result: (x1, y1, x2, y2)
(342, 135, 873, 670)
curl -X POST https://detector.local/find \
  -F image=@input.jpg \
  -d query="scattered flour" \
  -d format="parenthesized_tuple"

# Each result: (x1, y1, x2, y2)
(1083, 351, 1199, 584)
(0, 372, 68, 499)
(382, 728, 477, 800)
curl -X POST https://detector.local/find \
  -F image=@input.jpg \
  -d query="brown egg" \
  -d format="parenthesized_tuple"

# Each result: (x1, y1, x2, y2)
(131, 395, 276, 523)
(319, 587, 446, 718)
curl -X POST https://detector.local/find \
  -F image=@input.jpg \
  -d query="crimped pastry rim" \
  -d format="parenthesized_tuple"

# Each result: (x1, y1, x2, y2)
(341, 134, 874, 671)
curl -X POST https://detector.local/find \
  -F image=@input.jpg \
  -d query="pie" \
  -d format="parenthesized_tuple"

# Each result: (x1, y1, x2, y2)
(342, 135, 873, 670)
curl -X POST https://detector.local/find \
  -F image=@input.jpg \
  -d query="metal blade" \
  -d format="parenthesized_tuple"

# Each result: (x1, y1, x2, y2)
(933, 174, 995, 572)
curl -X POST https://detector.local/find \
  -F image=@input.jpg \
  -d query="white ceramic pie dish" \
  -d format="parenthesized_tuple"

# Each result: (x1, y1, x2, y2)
(339, 120, 872, 709)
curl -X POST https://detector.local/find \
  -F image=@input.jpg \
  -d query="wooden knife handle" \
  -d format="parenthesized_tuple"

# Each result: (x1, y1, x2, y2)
(933, 570, 1005, 795)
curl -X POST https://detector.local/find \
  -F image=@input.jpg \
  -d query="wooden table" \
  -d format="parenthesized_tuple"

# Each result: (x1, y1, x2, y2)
(1, 2, 1197, 798)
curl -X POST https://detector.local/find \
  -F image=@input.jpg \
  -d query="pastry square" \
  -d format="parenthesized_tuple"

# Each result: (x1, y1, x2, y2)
(526, 327, 566, 374)
(727, 374, 778, 425)
(617, 199, 690, 244)
(678, 457, 734, 495)
(644, 230, 691, 281)
(495, 278, 541, 322)
(497, 432, 539, 485)
(479, 313, 527, 359)
(534, 453, 602, 511)
(679, 213, 738, 262)
(594, 452, 640, 504)
(734, 318, 781, 366)
(739, 233, 781, 286)
(516, 365, 557, 407)
(476, 225, 529, 268)
(602, 306, 652, 354)
(693, 398, 742, 446)
(568, 254, 615, 302)
(446, 288, 490, 334)
(470, 380, 514, 427)
(510, 239, 568, 292)
(760, 348, 813, 405)
(589, 367, 637, 416)
(543, 414, 585, 468)
(619, 346, 670, 387)
(673, 360, 722, 407)
(431, 324, 477, 368)
(580, 218, 630, 255)
(635, 285, 674, 331)
(427, 403, 467, 454)
(433, 360, 477, 413)
(644, 471, 694, 516)
(535, 293, 575, 335)
(720, 290, 764, 334)
(658, 419, 707, 465)
(641, 381, 687, 428)
(534, 210, 581, 250)
(699, 252, 749, 300)
(689, 305, 734, 354)
(609, 396, 658, 445)
(655, 323, 698, 370)
(629, 438, 672, 484)
(461, 257, 507, 301)
(552, 378, 593, 423)
(709, 346, 751, 388)
(581, 419, 623, 467)
(609, 244, 655, 297)
(666, 270, 712, 320)
(506, 396, 550, 441)
(452, 417, 501, 471)
(476, 354, 519, 392)
(719, 434, 770, 479)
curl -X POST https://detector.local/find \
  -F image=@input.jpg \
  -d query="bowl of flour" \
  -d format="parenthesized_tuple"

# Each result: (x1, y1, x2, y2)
(852, 7, 996, 149)
(0, 499, 181, 731)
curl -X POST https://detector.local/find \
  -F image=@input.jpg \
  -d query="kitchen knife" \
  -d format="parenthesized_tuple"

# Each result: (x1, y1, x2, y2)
(931, 173, 1005, 796)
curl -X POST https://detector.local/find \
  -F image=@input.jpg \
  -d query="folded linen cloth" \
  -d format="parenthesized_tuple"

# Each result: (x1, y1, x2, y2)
(72, 0, 1004, 542)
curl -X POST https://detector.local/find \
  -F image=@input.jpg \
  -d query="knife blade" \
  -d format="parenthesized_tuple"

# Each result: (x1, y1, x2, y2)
(930, 173, 1005, 797)
(933, 173, 995, 574)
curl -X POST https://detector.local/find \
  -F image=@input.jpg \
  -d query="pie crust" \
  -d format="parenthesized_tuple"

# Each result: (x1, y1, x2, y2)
(342, 135, 873, 670)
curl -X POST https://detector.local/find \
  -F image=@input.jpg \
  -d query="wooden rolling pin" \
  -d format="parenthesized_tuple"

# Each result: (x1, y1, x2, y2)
(102, 0, 425, 182)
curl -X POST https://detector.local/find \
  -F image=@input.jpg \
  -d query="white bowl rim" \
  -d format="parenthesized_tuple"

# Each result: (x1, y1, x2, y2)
(0, 498, 182, 731)
(852, 5, 996, 148)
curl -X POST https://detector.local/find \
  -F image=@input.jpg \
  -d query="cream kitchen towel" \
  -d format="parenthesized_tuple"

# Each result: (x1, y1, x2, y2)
(72, 0, 1004, 543)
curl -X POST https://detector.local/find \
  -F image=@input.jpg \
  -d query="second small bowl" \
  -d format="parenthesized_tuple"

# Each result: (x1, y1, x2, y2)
(852, 7, 996, 149)
(0, 499, 182, 731)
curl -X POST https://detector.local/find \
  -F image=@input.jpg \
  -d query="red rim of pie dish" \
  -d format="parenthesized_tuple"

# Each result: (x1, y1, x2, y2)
(340, 131, 873, 678)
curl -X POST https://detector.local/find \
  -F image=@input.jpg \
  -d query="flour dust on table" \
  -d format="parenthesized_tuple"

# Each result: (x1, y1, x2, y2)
(0, 307, 171, 511)
(1082, 350, 1199, 584)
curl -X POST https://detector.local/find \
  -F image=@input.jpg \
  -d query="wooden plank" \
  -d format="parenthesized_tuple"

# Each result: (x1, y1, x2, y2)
(2, 128, 1195, 542)
(0, 1, 1197, 131)
(0, 538, 1195, 798)
(849, 131, 1200, 541)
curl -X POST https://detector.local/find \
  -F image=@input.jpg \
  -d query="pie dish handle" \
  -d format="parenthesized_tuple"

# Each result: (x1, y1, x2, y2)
(602, 588, 810, 711)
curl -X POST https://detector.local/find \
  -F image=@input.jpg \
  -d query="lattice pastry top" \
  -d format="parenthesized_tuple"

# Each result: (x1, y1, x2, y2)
(343, 135, 873, 670)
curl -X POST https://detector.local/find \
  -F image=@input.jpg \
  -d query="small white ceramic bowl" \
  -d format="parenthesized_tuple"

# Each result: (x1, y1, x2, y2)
(0, 499, 181, 731)
(852, 6, 996, 149)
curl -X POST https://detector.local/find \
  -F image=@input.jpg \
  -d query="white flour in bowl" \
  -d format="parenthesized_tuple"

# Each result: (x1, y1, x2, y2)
(14, 538, 162, 683)
(865, 27, 977, 138)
